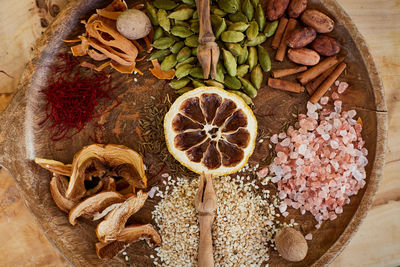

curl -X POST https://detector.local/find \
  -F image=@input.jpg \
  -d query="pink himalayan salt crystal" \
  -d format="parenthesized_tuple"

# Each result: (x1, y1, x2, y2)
(338, 82, 349, 94)
(320, 96, 329, 105)
(161, 173, 170, 178)
(305, 233, 313, 240)
(257, 167, 269, 178)
(278, 132, 287, 139)
(269, 102, 368, 228)
(335, 80, 340, 86)
(331, 92, 340, 100)
(270, 134, 278, 144)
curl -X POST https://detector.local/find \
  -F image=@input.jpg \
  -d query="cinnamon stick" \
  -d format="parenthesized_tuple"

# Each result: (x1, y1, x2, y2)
(310, 62, 347, 104)
(305, 65, 337, 94)
(297, 56, 344, 85)
(275, 18, 297, 62)
(272, 66, 307, 78)
(271, 17, 289, 49)
(268, 78, 305, 93)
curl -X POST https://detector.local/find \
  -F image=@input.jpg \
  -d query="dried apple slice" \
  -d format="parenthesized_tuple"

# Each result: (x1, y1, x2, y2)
(96, 191, 148, 242)
(35, 158, 72, 176)
(69, 191, 125, 225)
(95, 224, 161, 259)
(49, 174, 77, 213)
(164, 87, 257, 176)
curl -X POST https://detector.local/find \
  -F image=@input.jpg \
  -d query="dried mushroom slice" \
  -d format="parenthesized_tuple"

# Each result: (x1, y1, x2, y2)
(96, 191, 148, 242)
(35, 158, 72, 176)
(68, 191, 124, 225)
(66, 144, 147, 201)
(49, 174, 77, 213)
(96, 224, 161, 259)
(164, 87, 257, 176)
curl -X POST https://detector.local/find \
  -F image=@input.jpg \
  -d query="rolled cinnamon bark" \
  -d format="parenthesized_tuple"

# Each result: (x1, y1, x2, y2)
(297, 56, 344, 85)
(275, 18, 297, 61)
(271, 17, 289, 49)
(272, 66, 308, 78)
(268, 78, 305, 93)
(310, 62, 347, 103)
(305, 64, 336, 94)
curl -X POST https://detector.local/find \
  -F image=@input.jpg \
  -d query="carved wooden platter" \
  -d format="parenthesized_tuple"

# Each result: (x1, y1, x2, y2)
(0, 0, 387, 266)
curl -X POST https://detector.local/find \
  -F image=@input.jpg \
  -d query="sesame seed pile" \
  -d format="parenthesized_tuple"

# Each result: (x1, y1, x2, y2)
(152, 174, 290, 266)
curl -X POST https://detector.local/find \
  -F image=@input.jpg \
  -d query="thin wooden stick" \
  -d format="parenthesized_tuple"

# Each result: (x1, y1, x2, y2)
(305, 65, 337, 94)
(268, 78, 305, 93)
(310, 62, 347, 103)
(272, 65, 307, 78)
(275, 18, 297, 62)
(297, 56, 344, 85)
(271, 17, 289, 49)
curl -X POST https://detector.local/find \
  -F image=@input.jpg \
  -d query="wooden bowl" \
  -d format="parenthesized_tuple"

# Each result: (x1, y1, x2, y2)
(0, 0, 387, 266)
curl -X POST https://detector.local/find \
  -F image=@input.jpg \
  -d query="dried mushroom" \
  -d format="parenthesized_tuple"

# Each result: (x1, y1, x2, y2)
(49, 174, 77, 213)
(35, 158, 72, 176)
(66, 144, 147, 201)
(95, 224, 161, 259)
(96, 190, 148, 242)
(68, 191, 125, 225)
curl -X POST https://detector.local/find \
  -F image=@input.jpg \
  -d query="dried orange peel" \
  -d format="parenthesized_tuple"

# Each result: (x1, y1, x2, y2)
(150, 59, 175, 79)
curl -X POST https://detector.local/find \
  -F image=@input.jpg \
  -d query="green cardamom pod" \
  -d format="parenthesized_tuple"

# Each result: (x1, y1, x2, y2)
(245, 33, 267, 46)
(174, 20, 190, 27)
(228, 90, 253, 105)
(168, 8, 194, 20)
(185, 35, 199, 47)
(161, 54, 177, 71)
(237, 64, 249, 77)
(182, 0, 195, 6)
(205, 80, 224, 88)
(171, 26, 193, 38)
(225, 43, 243, 57)
(177, 87, 193, 95)
(246, 21, 259, 41)
(255, 4, 266, 31)
(211, 6, 227, 17)
(251, 0, 260, 7)
(238, 77, 258, 98)
(248, 47, 258, 71)
(145, 3, 158, 26)
(251, 65, 263, 89)
(158, 9, 170, 32)
(215, 62, 225, 83)
(242, 0, 254, 21)
(175, 64, 194, 79)
(176, 46, 192, 62)
(175, 56, 196, 68)
(171, 41, 185, 54)
(189, 67, 204, 79)
(191, 47, 198, 56)
(238, 46, 249, 65)
(218, 0, 239, 13)
(257, 45, 271, 72)
(224, 75, 242, 90)
(191, 79, 205, 88)
(227, 22, 249, 32)
(154, 0, 177, 10)
(149, 49, 171, 61)
(152, 37, 175, 49)
(222, 48, 237, 77)
(169, 77, 191, 89)
(214, 18, 227, 39)
(228, 12, 248, 23)
(190, 21, 200, 33)
(192, 10, 198, 19)
(264, 20, 279, 37)
(153, 27, 164, 40)
(221, 31, 245, 43)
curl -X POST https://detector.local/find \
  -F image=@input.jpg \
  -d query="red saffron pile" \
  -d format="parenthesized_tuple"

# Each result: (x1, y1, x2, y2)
(40, 53, 118, 141)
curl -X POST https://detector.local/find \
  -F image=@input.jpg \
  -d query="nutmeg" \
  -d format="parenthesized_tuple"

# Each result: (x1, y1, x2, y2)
(116, 9, 151, 40)
(275, 227, 308, 262)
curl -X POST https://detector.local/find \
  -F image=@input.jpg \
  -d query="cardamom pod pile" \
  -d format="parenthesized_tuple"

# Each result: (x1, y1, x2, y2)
(146, 0, 279, 105)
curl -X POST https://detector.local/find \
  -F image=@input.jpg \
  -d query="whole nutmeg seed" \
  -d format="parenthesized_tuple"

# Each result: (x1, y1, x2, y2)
(116, 9, 151, 40)
(275, 227, 308, 262)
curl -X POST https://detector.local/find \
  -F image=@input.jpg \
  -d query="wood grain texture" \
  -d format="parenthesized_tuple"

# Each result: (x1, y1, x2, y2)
(0, 0, 398, 266)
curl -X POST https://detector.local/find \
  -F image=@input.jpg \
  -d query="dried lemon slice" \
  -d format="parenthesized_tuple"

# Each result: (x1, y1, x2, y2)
(164, 87, 257, 176)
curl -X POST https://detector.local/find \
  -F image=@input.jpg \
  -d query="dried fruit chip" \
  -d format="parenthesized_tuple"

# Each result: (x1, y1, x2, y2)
(164, 87, 257, 176)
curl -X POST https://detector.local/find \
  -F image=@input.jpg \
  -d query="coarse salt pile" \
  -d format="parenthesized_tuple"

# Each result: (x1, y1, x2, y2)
(152, 175, 291, 266)
(268, 100, 368, 228)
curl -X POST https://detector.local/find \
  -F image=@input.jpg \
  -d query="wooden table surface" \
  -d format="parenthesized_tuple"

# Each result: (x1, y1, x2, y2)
(0, 0, 399, 266)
